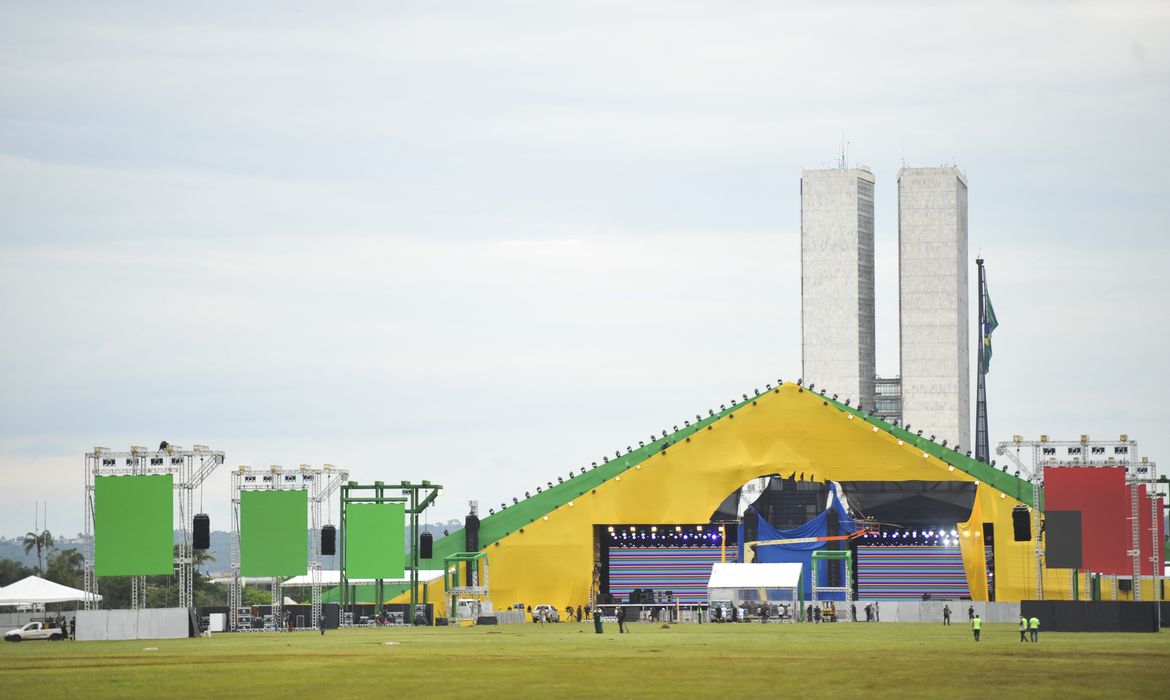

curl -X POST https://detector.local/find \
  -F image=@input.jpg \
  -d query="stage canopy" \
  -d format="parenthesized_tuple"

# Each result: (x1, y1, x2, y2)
(0, 576, 102, 605)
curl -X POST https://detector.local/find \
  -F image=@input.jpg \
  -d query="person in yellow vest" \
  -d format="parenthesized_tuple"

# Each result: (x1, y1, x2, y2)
(971, 614, 982, 642)
(1019, 615, 1028, 642)
(1029, 615, 1040, 642)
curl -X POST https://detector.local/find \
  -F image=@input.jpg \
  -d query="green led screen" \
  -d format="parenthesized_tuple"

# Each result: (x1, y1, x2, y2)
(346, 503, 406, 579)
(94, 475, 174, 576)
(240, 490, 308, 577)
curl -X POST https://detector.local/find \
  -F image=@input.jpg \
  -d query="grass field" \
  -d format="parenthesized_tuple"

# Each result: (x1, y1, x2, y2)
(2, 622, 1168, 699)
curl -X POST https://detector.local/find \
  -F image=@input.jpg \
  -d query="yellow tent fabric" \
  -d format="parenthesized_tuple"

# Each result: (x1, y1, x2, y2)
(392, 384, 1073, 612)
(957, 485, 989, 601)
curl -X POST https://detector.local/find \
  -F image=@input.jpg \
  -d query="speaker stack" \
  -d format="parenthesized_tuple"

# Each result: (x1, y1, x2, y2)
(321, 525, 336, 556)
(193, 514, 210, 550)
(1012, 507, 1031, 541)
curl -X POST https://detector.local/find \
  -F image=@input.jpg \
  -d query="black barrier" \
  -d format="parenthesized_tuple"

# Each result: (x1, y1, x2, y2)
(1020, 601, 1160, 633)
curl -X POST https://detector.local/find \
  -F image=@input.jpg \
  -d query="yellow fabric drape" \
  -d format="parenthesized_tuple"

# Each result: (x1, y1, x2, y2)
(958, 485, 989, 601)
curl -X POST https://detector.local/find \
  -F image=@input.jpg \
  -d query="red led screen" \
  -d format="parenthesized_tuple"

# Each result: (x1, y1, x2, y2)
(1043, 467, 1130, 574)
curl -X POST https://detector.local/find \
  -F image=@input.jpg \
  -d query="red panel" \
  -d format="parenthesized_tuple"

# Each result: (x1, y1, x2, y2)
(1044, 467, 1130, 574)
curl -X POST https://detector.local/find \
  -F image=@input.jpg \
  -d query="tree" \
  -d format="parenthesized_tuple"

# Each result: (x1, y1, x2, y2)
(44, 549, 84, 589)
(22, 529, 53, 572)
(0, 558, 34, 587)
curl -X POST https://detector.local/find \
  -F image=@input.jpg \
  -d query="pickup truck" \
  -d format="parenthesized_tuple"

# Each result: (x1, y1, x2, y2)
(4, 621, 65, 641)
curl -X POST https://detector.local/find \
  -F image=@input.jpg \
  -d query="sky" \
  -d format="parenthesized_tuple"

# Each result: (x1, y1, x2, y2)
(1, 1, 1168, 538)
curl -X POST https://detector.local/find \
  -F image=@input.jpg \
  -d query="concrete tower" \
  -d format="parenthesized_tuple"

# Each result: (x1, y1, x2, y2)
(800, 168, 876, 410)
(898, 166, 970, 449)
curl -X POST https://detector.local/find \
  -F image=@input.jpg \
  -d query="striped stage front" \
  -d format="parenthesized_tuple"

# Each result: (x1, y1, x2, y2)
(607, 547, 723, 603)
(857, 545, 971, 600)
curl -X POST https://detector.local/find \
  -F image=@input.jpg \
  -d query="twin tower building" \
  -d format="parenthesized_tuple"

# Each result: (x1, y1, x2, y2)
(801, 165, 970, 450)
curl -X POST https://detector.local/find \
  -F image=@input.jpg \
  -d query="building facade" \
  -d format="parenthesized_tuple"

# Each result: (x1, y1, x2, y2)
(898, 166, 970, 449)
(874, 376, 903, 423)
(800, 168, 876, 411)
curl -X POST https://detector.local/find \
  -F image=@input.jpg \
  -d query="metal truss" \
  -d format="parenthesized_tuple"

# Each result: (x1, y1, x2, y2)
(229, 464, 348, 632)
(84, 445, 223, 612)
(996, 435, 1162, 604)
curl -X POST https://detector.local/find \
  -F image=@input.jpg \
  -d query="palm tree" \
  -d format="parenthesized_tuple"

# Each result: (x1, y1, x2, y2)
(22, 529, 54, 572)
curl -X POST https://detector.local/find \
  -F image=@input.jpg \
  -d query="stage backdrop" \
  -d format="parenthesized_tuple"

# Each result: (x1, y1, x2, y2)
(345, 503, 406, 579)
(94, 475, 174, 576)
(240, 490, 308, 577)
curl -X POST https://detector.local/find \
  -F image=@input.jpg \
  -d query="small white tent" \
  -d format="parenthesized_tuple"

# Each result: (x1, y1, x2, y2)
(707, 562, 801, 618)
(0, 576, 101, 605)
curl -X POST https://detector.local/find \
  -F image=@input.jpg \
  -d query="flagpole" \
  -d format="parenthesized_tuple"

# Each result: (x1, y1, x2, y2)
(975, 258, 990, 464)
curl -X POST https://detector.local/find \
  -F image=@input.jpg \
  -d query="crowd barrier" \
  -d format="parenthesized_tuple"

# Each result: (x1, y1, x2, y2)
(75, 608, 189, 641)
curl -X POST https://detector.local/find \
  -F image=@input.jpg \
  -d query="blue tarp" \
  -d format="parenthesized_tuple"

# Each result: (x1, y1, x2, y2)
(751, 483, 857, 600)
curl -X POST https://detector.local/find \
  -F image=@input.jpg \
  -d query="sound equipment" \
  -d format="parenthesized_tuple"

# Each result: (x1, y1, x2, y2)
(1119, 578, 1133, 592)
(193, 514, 210, 550)
(1012, 507, 1031, 541)
(419, 532, 433, 559)
(321, 525, 336, 556)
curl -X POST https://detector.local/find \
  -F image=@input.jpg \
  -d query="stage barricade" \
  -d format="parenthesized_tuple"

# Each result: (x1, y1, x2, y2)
(1020, 601, 1160, 632)
(76, 608, 189, 641)
(850, 601, 1019, 623)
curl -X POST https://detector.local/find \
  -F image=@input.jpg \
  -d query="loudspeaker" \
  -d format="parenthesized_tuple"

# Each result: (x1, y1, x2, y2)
(321, 525, 336, 556)
(419, 532, 433, 559)
(193, 514, 210, 550)
(1119, 578, 1133, 592)
(1012, 507, 1031, 541)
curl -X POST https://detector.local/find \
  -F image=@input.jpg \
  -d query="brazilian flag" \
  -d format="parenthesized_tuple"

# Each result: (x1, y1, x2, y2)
(982, 289, 998, 372)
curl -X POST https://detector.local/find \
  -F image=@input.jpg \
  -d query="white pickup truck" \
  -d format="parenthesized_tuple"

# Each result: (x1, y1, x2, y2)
(4, 621, 65, 641)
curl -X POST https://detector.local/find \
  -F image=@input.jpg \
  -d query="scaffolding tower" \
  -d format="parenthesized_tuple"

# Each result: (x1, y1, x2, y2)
(229, 464, 348, 631)
(83, 444, 223, 611)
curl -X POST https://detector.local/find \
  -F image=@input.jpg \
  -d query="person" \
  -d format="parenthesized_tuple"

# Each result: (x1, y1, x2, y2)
(851, 603, 857, 622)
(617, 606, 627, 634)
(943, 605, 951, 626)
(318, 613, 326, 636)
(1019, 615, 1028, 642)
(807, 604, 814, 623)
(761, 605, 768, 624)
(1029, 615, 1040, 642)
(813, 605, 822, 623)
(968, 605, 975, 622)
(526, 605, 532, 621)
(577, 605, 583, 623)
(864, 603, 872, 622)
(971, 614, 982, 642)
(875, 601, 880, 622)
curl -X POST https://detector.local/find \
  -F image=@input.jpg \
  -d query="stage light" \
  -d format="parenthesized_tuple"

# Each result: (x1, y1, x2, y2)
(720, 404, 726, 411)
(501, 503, 506, 509)
(608, 526, 614, 532)
(684, 420, 690, 427)
(951, 530, 958, 537)
(630, 526, 636, 532)
(627, 446, 632, 453)
(525, 491, 530, 497)
(904, 424, 911, 431)
(844, 398, 850, 406)
(675, 526, 682, 532)
(638, 441, 644, 448)
(651, 526, 657, 532)
(941, 440, 948, 447)
(489, 508, 495, 515)
(742, 394, 748, 401)
(930, 434, 936, 441)
(513, 497, 519, 504)
(917, 430, 923, 437)
(709, 409, 714, 416)
(537, 486, 542, 493)
(832, 394, 838, 400)
(1002, 465, 1008, 472)
(1014, 471, 1020, 477)
(966, 450, 972, 457)
(673, 425, 678, 432)
(898, 440, 904, 446)
(697, 525, 703, 531)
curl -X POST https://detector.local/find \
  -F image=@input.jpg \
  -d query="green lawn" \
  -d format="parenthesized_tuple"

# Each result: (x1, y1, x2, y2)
(2, 622, 1168, 699)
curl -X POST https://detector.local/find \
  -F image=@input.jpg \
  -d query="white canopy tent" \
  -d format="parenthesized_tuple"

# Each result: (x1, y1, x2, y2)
(281, 570, 445, 587)
(0, 576, 102, 605)
(707, 563, 801, 619)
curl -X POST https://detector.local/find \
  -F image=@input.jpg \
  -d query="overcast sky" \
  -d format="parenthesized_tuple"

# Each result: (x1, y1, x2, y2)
(2, 1, 1168, 538)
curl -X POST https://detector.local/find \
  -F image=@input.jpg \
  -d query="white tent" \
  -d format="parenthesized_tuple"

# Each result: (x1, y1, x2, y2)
(281, 570, 445, 587)
(0, 576, 101, 605)
(707, 563, 801, 617)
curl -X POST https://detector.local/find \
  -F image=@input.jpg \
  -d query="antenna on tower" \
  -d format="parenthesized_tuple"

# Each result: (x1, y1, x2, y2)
(839, 133, 846, 170)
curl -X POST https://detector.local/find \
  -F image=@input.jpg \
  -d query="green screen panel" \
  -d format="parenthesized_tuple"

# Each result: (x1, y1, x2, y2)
(240, 490, 308, 577)
(346, 503, 406, 579)
(94, 475, 174, 576)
